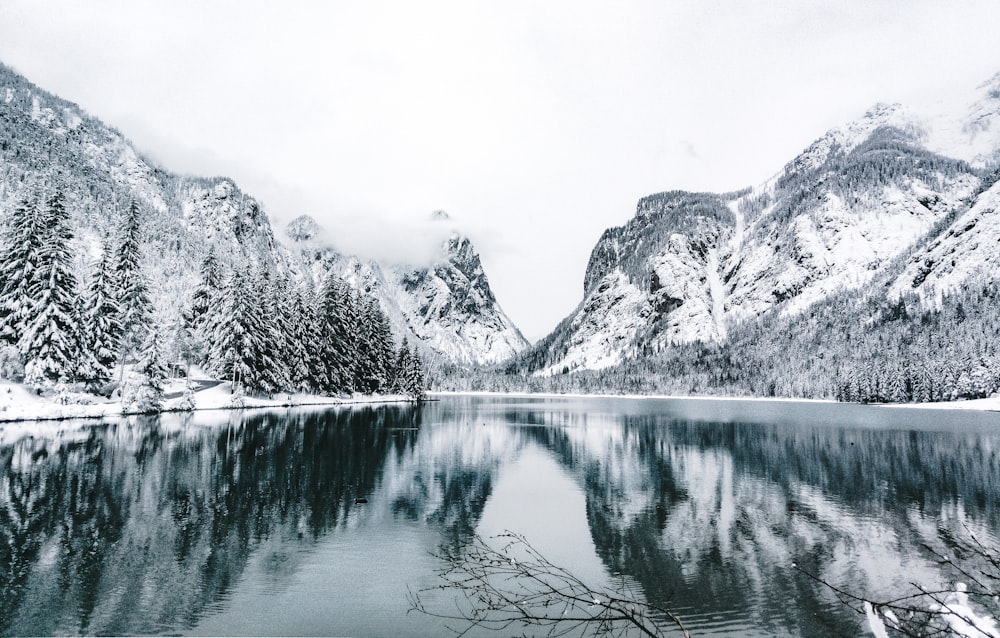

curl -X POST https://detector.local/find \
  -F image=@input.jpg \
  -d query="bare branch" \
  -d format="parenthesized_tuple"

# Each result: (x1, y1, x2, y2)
(408, 531, 689, 638)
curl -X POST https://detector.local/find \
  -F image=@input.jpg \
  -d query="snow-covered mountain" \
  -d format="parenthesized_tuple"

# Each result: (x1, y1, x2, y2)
(529, 72, 1000, 375)
(0, 61, 526, 367)
(284, 214, 528, 365)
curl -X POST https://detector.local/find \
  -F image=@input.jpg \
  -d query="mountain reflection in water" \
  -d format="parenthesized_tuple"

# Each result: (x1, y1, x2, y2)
(1, 396, 998, 636)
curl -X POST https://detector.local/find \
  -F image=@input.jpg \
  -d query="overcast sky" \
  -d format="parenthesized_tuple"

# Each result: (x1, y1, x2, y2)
(2, 1, 1000, 340)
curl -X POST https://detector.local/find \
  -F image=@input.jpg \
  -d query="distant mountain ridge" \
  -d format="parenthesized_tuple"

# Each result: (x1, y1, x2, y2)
(519, 71, 1000, 378)
(0, 61, 527, 367)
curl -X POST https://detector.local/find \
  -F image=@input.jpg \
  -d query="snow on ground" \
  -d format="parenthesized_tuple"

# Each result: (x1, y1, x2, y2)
(0, 379, 413, 425)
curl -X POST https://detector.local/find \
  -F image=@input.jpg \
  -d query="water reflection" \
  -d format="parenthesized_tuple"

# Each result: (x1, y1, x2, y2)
(1, 406, 438, 635)
(1, 397, 998, 636)
(515, 401, 1000, 636)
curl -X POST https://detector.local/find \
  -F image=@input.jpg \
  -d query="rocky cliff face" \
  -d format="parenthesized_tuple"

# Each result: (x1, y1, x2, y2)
(286, 217, 528, 366)
(531, 74, 1000, 375)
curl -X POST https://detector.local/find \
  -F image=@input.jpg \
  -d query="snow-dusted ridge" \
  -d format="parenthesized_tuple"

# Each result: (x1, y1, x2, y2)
(528, 70, 1000, 376)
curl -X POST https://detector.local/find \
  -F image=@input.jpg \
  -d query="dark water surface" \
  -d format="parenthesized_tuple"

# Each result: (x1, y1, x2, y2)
(1, 395, 999, 636)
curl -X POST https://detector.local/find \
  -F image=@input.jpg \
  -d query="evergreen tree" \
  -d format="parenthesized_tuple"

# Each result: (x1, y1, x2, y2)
(114, 200, 152, 367)
(249, 267, 290, 394)
(186, 250, 223, 368)
(206, 269, 282, 396)
(392, 338, 426, 400)
(370, 302, 395, 393)
(120, 326, 168, 413)
(0, 194, 46, 346)
(280, 281, 317, 392)
(316, 274, 355, 394)
(20, 192, 83, 387)
(354, 298, 393, 394)
(163, 312, 196, 380)
(80, 239, 122, 387)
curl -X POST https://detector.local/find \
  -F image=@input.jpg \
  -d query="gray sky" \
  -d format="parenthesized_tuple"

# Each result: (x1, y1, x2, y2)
(2, 1, 1000, 341)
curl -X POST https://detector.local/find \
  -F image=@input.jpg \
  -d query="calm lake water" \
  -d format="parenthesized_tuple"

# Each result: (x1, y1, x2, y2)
(1, 395, 999, 636)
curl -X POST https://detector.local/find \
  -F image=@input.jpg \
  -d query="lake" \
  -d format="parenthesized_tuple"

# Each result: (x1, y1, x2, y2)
(1, 395, 999, 636)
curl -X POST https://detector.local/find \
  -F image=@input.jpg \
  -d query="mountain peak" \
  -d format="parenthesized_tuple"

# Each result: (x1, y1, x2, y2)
(285, 214, 321, 242)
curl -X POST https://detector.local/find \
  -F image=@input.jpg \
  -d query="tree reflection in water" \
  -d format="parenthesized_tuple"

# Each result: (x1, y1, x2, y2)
(523, 406, 1000, 636)
(0, 405, 442, 635)
(0, 397, 998, 636)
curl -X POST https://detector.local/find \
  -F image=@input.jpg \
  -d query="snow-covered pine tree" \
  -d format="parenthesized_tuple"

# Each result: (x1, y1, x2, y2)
(80, 238, 122, 388)
(353, 298, 385, 394)
(370, 301, 395, 393)
(392, 338, 426, 400)
(206, 269, 283, 396)
(20, 191, 83, 387)
(114, 200, 152, 369)
(190, 250, 221, 322)
(303, 284, 330, 392)
(120, 326, 168, 413)
(0, 193, 46, 347)
(162, 312, 196, 380)
(206, 269, 251, 394)
(406, 346, 427, 401)
(186, 249, 221, 365)
(280, 279, 316, 392)
(316, 274, 355, 394)
(249, 267, 290, 394)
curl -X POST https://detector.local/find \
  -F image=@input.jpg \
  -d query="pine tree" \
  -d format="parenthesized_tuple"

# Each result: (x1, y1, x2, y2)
(80, 239, 122, 387)
(369, 302, 395, 393)
(120, 326, 168, 413)
(189, 250, 221, 324)
(183, 250, 223, 370)
(316, 274, 356, 394)
(280, 280, 316, 392)
(406, 346, 427, 400)
(354, 298, 392, 394)
(115, 200, 152, 369)
(20, 192, 83, 387)
(163, 312, 196, 380)
(249, 268, 290, 394)
(390, 338, 409, 393)
(392, 338, 426, 400)
(0, 194, 46, 346)
(206, 269, 282, 396)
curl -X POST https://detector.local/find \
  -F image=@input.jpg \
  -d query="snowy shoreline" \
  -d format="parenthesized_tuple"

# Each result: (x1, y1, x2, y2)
(428, 390, 1000, 412)
(3, 385, 998, 427)
(0, 379, 414, 424)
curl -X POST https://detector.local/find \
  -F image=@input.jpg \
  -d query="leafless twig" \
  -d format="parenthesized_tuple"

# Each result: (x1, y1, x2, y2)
(408, 531, 689, 637)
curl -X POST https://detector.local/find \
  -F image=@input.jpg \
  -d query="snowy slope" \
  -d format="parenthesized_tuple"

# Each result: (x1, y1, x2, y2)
(890, 178, 1000, 300)
(0, 63, 296, 336)
(921, 71, 1000, 168)
(285, 216, 529, 366)
(531, 73, 1000, 375)
(0, 61, 527, 367)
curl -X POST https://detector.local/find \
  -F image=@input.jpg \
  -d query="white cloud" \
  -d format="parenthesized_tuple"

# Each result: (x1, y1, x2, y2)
(2, 0, 1000, 340)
